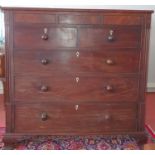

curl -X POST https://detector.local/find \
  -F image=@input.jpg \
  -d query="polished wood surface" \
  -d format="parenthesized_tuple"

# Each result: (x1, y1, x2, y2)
(2, 8, 153, 147)
(14, 76, 139, 102)
(14, 13, 56, 24)
(14, 103, 137, 133)
(14, 27, 77, 49)
(14, 49, 140, 75)
(79, 26, 141, 48)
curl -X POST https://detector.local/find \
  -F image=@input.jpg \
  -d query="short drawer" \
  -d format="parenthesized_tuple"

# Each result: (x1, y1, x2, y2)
(14, 13, 56, 24)
(14, 49, 140, 75)
(14, 76, 139, 103)
(79, 27, 141, 48)
(14, 27, 77, 49)
(58, 14, 101, 25)
(14, 103, 137, 134)
(104, 15, 142, 25)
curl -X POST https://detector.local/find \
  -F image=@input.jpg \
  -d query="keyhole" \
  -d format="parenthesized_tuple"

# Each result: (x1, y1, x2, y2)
(76, 51, 80, 58)
(44, 28, 48, 34)
(75, 105, 79, 111)
(76, 77, 79, 83)
(109, 30, 114, 35)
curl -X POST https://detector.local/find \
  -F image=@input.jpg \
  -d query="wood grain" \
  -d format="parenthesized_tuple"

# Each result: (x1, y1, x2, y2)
(14, 49, 140, 75)
(14, 76, 139, 103)
(14, 103, 137, 133)
(2, 8, 153, 147)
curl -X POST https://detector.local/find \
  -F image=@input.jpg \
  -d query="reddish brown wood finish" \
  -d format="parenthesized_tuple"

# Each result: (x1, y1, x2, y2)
(59, 14, 101, 25)
(14, 27, 77, 49)
(2, 8, 153, 147)
(79, 27, 141, 48)
(104, 15, 142, 25)
(14, 13, 56, 23)
(14, 76, 139, 103)
(14, 103, 137, 133)
(14, 49, 140, 75)
(0, 52, 5, 78)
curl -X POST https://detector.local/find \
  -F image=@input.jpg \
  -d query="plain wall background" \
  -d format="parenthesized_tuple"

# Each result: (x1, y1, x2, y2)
(0, 3, 155, 92)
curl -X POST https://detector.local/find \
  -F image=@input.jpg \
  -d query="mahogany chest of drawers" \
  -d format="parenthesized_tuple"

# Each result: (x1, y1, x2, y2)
(2, 8, 153, 146)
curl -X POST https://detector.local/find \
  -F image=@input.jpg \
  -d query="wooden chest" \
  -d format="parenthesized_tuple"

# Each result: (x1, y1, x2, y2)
(2, 8, 153, 146)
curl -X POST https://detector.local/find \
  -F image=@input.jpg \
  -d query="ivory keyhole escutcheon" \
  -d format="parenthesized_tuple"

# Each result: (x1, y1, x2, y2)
(75, 105, 79, 111)
(76, 51, 80, 58)
(75, 77, 79, 83)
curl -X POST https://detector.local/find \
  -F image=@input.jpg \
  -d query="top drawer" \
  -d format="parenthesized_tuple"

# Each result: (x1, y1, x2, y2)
(14, 13, 56, 24)
(58, 14, 101, 25)
(104, 15, 142, 25)
(59, 15, 142, 25)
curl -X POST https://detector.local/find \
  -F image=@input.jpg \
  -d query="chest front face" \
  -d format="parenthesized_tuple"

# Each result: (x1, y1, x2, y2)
(3, 8, 152, 136)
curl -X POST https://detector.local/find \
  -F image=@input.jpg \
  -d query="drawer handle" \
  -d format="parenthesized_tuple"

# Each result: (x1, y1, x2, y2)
(107, 30, 114, 42)
(41, 58, 49, 65)
(40, 85, 48, 92)
(41, 28, 48, 40)
(104, 114, 111, 120)
(41, 112, 48, 121)
(42, 34, 48, 40)
(105, 85, 113, 91)
(105, 59, 114, 65)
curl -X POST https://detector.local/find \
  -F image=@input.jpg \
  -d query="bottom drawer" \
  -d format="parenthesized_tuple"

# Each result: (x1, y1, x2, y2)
(14, 103, 137, 134)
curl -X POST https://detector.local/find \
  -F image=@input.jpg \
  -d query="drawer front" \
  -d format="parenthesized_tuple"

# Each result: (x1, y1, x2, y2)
(79, 27, 141, 48)
(14, 49, 140, 75)
(14, 76, 139, 102)
(58, 14, 101, 25)
(104, 15, 142, 25)
(14, 103, 137, 133)
(14, 13, 56, 24)
(14, 27, 77, 49)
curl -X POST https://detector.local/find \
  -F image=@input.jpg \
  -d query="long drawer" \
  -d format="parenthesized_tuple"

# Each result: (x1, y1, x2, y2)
(14, 49, 140, 75)
(14, 13, 57, 24)
(14, 76, 139, 103)
(14, 103, 137, 134)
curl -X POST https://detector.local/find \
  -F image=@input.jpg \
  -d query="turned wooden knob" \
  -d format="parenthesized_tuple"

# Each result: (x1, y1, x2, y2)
(40, 85, 48, 92)
(105, 85, 113, 91)
(41, 112, 48, 121)
(107, 30, 115, 42)
(41, 34, 48, 40)
(41, 58, 49, 65)
(104, 114, 111, 120)
(106, 59, 114, 65)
